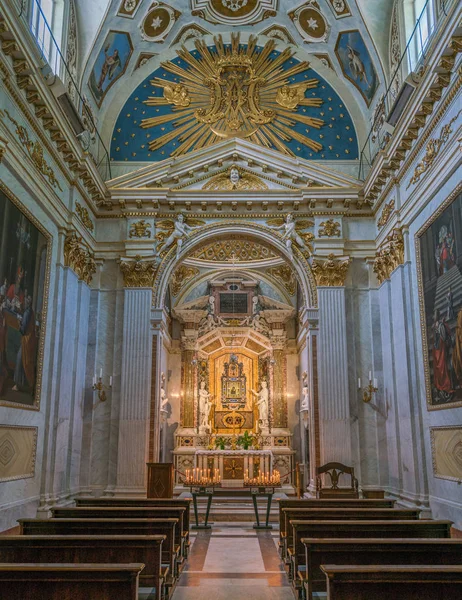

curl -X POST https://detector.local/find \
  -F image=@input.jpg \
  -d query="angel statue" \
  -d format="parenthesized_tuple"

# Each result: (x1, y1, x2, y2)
(300, 371, 309, 411)
(267, 214, 314, 259)
(251, 380, 269, 431)
(160, 373, 169, 411)
(155, 214, 205, 259)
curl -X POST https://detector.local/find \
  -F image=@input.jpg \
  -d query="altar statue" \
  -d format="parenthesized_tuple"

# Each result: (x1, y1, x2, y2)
(251, 380, 269, 430)
(300, 371, 309, 411)
(199, 380, 212, 433)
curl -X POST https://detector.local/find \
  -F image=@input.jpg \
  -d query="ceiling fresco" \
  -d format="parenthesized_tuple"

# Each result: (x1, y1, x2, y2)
(110, 35, 358, 161)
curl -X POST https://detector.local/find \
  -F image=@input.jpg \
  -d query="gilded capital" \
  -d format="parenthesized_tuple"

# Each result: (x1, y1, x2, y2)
(0, 135, 8, 162)
(63, 231, 96, 285)
(311, 253, 351, 286)
(373, 228, 405, 284)
(119, 254, 157, 287)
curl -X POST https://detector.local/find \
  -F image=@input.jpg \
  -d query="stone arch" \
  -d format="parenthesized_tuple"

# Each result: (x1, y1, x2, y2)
(152, 221, 317, 310)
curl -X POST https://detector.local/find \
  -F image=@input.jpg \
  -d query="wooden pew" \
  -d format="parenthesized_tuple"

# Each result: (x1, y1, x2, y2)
(18, 517, 179, 583)
(288, 519, 452, 591)
(0, 535, 165, 599)
(0, 563, 144, 600)
(277, 498, 396, 544)
(74, 497, 191, 546)
(281, 507, 420, 562)
(51, 506, 186, 559)
(321, 565, 462, 600)
(303, 538, 462, 600)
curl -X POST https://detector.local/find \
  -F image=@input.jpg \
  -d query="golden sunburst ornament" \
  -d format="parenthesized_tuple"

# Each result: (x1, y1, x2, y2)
(140, 33, 324, 157)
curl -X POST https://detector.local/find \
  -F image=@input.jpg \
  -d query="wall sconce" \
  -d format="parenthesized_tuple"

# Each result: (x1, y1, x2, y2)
(358, 371, 378, 403)
(92, 369, 112, 402)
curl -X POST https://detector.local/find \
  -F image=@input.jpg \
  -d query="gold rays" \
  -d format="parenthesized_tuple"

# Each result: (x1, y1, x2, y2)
(140, 33, 325, 157)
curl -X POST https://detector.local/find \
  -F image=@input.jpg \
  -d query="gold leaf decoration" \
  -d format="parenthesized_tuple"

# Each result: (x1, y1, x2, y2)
(267, 264, 297, 295)
(64, 231, 96, 285)
(373, 228, 405, 284)
(75, 202, 94, 233)
(203, 166, 268, 191)
(1, 109, 62, 191)
(119, 255, 157, 287)
(377, 199, 395, 229)
(129, 219, 152, 238)
(140, 33, 324, 158)
(311, 253, 351, 286)
(318, 218, 341, 237)
(190, 239, 277, 262)
(171, 265, 200, 296)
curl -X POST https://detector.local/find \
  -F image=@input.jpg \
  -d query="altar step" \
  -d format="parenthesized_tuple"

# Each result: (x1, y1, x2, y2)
(191, 495, 282, 523)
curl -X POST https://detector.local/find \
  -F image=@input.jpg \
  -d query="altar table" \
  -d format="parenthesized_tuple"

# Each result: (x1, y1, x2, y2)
(194, 450, 273, 486)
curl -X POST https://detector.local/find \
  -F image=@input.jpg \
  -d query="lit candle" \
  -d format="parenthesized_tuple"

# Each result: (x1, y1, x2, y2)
(100, 368, 103, 379)
(368, 371, 372, 381)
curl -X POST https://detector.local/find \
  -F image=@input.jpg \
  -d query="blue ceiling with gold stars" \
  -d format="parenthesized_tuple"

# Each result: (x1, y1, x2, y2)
(111, 45, 358, 162)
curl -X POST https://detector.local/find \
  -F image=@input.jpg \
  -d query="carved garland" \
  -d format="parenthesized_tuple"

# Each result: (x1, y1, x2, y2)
(377, 199, 395, 229)
(63, 231, 96, 285)
(373, 228, 405, 284)
(75, 201, 94, 233)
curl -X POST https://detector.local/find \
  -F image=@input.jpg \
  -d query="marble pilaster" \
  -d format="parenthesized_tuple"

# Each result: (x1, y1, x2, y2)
(114, 288, 153, 494)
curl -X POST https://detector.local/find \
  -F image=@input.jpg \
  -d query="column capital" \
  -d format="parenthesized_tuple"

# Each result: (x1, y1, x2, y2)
(119, 254, 157, 287)
(63, 230, 96, 285)
(373, 227, 405, 284)
(311, 253, 351, 286)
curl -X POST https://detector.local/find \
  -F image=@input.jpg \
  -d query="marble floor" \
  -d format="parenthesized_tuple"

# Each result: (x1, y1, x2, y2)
(170, 523, 295, 600)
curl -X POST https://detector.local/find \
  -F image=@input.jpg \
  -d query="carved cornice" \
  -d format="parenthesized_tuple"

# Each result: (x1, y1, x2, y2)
(373, 228, 405, 284)
(119, 254, 157, 287)
(63, 231, 96, 285)
(311, 253, 351, 286)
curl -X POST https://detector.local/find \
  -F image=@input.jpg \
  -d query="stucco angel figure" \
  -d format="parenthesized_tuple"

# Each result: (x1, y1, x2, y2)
(198, 380, 213, 432)
(300, 371, 309, 411)
(267, 214, 314, 259)
(155, 215, 205, 259)
(251, 380, 269, 430)
(160, 373, 169, 411)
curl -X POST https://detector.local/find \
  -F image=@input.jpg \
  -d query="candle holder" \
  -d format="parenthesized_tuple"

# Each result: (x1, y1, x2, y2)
(244, 469, 281, 488)
(92, 372, 112, 403)
(359, 374, 378, 403)
(244, 469, 281, 530)
(184, 468, 221, 489)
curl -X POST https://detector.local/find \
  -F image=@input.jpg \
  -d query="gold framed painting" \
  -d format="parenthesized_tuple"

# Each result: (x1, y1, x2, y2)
(415, 184, 462, 410)
(430, 425, 462, 482)
(0, 182, 51, 410)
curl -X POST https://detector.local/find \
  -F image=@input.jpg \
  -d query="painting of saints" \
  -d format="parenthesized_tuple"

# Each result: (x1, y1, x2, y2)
(89, 31, 133, 107)
(0, 188, 48, 408)
(435, 225, 456, 275)
(335, 30, 378, 106)
(431, 309, 453, 396)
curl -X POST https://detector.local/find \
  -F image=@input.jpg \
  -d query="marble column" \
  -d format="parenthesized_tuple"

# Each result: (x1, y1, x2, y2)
(306, 315, 320, 491)
(312, 254, 352, 473)
(114, 288, 153, 494)
(181, 334, 198, 429)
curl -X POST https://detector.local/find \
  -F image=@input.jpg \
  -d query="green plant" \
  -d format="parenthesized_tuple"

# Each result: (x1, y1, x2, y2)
(215, 436, 227, 450)
(236, 430, 254, 450)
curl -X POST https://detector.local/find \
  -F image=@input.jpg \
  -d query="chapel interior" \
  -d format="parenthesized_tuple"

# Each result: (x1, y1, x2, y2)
(0, 0, 461, 598)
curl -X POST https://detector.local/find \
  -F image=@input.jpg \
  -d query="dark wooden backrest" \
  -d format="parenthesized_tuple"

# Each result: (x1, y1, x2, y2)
(316, 462, 358, 493)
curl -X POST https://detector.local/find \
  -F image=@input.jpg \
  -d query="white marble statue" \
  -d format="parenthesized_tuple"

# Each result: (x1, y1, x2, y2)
(208, 294, 215, 314)
(253, 313, 270, 335)
(252, 294, 259, 315)
(199, 380, 212, 432)
(230, 166, 240, 186)
(160, 373, 169, 410)
(300, 371, 309, 411)
(273, 213, 307, 259)
(199, 312, 216, 335)
(162, 214, 193, 259)
(251, 380, 269, 430)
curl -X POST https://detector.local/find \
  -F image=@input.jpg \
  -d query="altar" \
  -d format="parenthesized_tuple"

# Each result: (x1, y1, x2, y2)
(194, 449, 273, 487)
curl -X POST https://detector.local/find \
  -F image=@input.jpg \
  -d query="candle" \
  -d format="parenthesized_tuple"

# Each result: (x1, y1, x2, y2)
(100, 368, 103, 379)
(368, 371, 372, 381)
(109, 376, 113, 387)
(373, 378, 377, 388)
(358, 378, 361, 389)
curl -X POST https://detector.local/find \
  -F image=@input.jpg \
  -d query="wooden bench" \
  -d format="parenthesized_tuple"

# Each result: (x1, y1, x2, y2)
(51, 506, 187, 559)
(281, 507, 421, 561)
(321, 565, 462, 600)
(302, 538, 462, 600)
(18, 517, 179, 584)
(0, 535, 165, 600)
(0, 563, 144, 600)
(74, 497, 191, 547)
(288, 519, 452, 590)
(277, 498, 396, 542)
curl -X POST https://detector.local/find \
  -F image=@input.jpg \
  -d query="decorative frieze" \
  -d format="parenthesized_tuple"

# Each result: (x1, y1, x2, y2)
(311, 253, 351, 286)
(63, 231, 96, 284)
(373, 228, 405, 284)
(377, 199, 395, 229)
(119, 255, 157, 287)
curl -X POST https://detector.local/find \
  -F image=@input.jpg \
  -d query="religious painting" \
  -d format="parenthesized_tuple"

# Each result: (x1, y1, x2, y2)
(0, 184, 50, 410)
(88, 31, 133, 107)
(430, 426, 462, 482)
(335, 30, 378, 107)
(416, 189, 462, 410)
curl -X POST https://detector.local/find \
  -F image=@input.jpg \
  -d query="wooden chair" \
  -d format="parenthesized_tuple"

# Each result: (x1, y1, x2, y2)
(316, 462, 359, 499)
